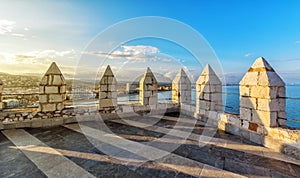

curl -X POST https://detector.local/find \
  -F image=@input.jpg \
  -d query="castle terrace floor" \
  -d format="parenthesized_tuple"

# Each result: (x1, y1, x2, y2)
(1, 113, 300, 178)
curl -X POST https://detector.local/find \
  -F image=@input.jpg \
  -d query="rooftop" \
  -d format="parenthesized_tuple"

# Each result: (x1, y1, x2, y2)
(1, 113, 299, 177)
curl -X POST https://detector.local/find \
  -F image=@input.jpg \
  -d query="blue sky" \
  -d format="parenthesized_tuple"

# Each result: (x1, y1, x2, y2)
(0, 0, 300, 83)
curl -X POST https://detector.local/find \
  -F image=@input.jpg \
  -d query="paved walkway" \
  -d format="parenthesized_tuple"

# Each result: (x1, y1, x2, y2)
(1, 113, 300, 177)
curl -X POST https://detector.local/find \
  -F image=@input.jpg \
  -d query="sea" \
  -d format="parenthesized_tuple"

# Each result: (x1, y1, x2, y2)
(117, 85, 300, 129)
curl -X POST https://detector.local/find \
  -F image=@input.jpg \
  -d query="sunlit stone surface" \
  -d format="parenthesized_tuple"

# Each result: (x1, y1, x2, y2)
(39, 62, 66, 113)
(240, 57, 286, 129)
(172, 68, 191, 104)
(196, 64, 222, 117)
(99, 65, 118, 113)
(139, 67, 158, 106)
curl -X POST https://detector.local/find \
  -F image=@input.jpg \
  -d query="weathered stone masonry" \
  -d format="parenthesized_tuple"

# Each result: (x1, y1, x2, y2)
(240, 57, 286, 131)
(172, 68, 191, 104)
(139, 67, 158, 106)
(195, 64, 222, 117)
(39, 62, 66, 113)
(99, 65, 118, 113)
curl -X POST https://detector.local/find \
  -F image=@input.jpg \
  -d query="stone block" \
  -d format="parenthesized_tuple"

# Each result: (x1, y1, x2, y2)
(196, 84, 203, 92)
(228, 115, 241, 127)
(199, 100, 210, 110)
(249, 131, 263, 145)
(64, 117, 77, 124)
(99, 98, 117, 108)
(257, 98, 283, 111)
(149, 96, 157, 105)
(100, 76, 108, 84)
(277, 118, 286, 126)
(197, 92, 204, 100)
(240, 107, 252, 121)
(278, 111, 286, 119)
(99, 91, 117, 99)
(143, 76, 154, 84)
(40, 76, 48, 85)
(99, 85, 108, 91)
(200, 85, 210, 93)
(240, 128, 250, 140)
(242, 120, 249, 129)
(52, 75, 63, 85)
(196, 76, 206, 85)
(39, 86, 45, 93)
(39, 95, 48, 103)
(199, 109, 206, 116)
(250, 86, 277, 99)
(204, 93, 211, 100)
(225, 124, 240, 136)
(211, 93, 222, 102)
(15, 121, 31, 128)
(59, 85, 66, 93)
(142, 91, 152, 98)
(248, 122, 259, 132)
(258, 71, 285, 87)
(240, 72, 258, 86)
(278, 87, 285, 98)
(49, 94, 63, 102)
(42, 103, 56, 112)
(31, 120, 42, 128)
(45, 86, 59, 94)
(252, 110, 277, 127)
(240, 97, 257, 109)
(52, 118, 63, 126)
(208, 75, 222, 85)
(57, 103, 64, 111)
(42, 119, 52, 127)
(178, 84, 188, 90)
(239, 86, 250, 97)
(108, 84, 117, 91)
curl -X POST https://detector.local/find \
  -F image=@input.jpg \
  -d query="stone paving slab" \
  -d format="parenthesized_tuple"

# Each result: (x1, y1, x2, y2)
(124, 114, 300, 166)
(0, 132, 47, 178)
(107, 116, 300, 177)
(2, 129, 95, 178)
(64, 122, 245, 177)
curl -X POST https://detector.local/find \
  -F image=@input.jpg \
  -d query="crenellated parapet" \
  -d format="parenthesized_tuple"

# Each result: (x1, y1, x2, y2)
(195, 64, 222, 117)
(139, 67, 158, 106)
(39, 62, 66, 113)
(99, 65, 118, 113)
(239, 57, 286, 131)
(172, 68, 191, 104)
(1, 60, 300, 161)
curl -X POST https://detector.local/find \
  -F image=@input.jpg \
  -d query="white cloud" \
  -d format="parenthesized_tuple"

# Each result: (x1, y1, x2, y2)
(85, 45, 173, 63)
(24, 27, 29, 31)
(122, 45, 160, 54)
(0, 49, 76, 65)
(0, 19, 16, 35)
(0, 49, 77, 75)
(11, 33, 25, 37)
(244, 53, 252, 57)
